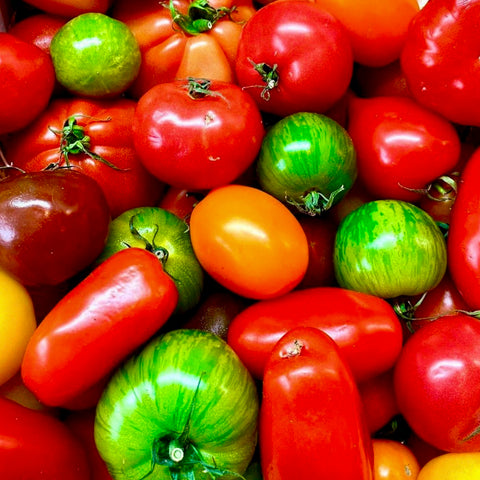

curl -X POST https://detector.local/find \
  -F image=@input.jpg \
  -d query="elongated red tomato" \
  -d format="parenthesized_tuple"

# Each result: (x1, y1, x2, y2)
(260, 326, 374, 479)
(21, 248, 178, 407)
(227, 286, 403, 381)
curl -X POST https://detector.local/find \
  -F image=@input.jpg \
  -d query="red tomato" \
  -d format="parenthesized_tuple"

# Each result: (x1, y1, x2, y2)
(21, 248, 178, 407)
(0, 33, 55, 135)
(227, 286, 403, 381)
(394, 314, 480, 452)
(157, 186, 202, 224)
(0, 396, 91, 479)
(112, 0, 256, 99)
(401, 0, 480, 127)
(235, 0, 353, 117)
(347, 95, 461, 202)
(133, 79, 265, 191)
(21, 0, 113, 17)
(5, 97, 163, 218)
(260, 326, 374, 479)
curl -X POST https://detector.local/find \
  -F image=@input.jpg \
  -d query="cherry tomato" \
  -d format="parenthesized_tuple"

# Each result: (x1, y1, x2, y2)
(372, 439, 420, 480)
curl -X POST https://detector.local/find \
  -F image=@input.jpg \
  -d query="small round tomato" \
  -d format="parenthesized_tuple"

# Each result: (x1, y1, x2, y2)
(189, 184, 309, 299)
(372, 439, 420, 480)
(417, 452, 480, 480)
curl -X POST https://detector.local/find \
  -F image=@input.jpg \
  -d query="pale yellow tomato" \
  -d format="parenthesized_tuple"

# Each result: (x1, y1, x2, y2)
(0, 269, 36, 386)
(418, 452, 480, 480)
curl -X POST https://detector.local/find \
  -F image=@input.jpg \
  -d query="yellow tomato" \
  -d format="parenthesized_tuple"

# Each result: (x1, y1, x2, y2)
(373, 439, 420, 480)
(418, 452, 480, 480)
(0, 269, 36, 386)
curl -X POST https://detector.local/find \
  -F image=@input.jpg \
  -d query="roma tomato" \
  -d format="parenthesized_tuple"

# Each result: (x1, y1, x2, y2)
(133, 78, 265, 191)
(235, 0, 353, 117)
(21, 0, 113, 17)
(227, 286, 403, 382)
(95, 329, 259, 480)
(5, 97, 163, 218)
(112, 0, 257, 98)
(372, 439, 420, 480)
(0, 396, 91, 480)
(260, 326, 373, 479)
(417, 452, 480, 480)
(347, 95, 461, 203)
(189, 184, 309, 299)
(21, 248, 178, 407)
(401, 0, 480, 127)
(394, 314, 480, 452)
(334, 199, 447, 298)
(0, 33, 55, 135)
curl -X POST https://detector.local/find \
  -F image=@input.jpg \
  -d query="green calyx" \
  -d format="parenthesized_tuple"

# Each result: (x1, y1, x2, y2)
(248, 60, 279, 101)
(287, 185, 345, 216)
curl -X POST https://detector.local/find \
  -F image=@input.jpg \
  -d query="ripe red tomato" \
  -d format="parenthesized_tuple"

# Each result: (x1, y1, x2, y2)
(21, 0, 113, 17)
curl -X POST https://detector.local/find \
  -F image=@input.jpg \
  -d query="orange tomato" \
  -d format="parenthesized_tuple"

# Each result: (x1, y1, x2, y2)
(373, 439, 421, 480)
(189, 184, 309, 299)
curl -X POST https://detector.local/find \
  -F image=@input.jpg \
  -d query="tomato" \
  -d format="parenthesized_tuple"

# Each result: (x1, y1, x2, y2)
(227, 286, 403, 382)
(257, 112, 357, 215)
(0, 269, 36, 386)
(417, 452, 480, 480)
(132, 78, 265, 191)
(347, 95, 461, 203)
(0, 169, 110, 287)
(0, 396, 91, 479)
(260, 326, 373, 479)
(21, 0, 113, 17)
(235, 0, 353, 117)
(334, 199, 447, 298)
(96, 206, 204, 314)
(393, 314, 480, 452)
(112, 0, 257, 99)
(158, 186, 202, 224)
(401, 0, 480, 127)
(190, 184, 309, 299)
(21, 248, 178, 407)
(311, 0, 419, 67)
(406, 433, 446, 468)
(50, 12, 141, 98)
(5, 97, 163, 218)
(0, 33, 55, 135)
(372, 439, 420, 480)
(95, 329, 259, 479)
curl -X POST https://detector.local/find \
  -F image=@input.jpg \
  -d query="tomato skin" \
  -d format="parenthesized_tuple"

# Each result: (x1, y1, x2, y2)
(401, 0, 480, 127)
(21, 248, 178, 407)
(372, 439, 420, 480)
(0, 396, 91, 479)
(5, 97, 163, 218)
(0, 33, 55, 135)
(21, 0, 113, 17)
(133, 79, 265, 191)
(260, 326, 373, 479)
(393, 314, 480, 452)
(227, 286, 403, 382)
(235, 0, 353, 117)
(190, 184, 309, 299)
(417, 452, 480, 480)
(347, 95, 461, 203)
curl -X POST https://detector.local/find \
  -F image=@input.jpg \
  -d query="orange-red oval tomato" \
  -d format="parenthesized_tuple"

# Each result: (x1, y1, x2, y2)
(372, 439, 420, 480)
(189, 184, 309, 300)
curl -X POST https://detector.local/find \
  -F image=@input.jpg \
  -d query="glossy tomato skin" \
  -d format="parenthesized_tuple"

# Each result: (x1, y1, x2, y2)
(227, 286, 403, 382)
(235, 0, 353, 117)
(133, 79, 265, 191)
(21, 248, 178, 407)
(0, 33, 55, 135)
(260, 326, 373, 479)
(401, 0, 480, 127)
(394, 314, 480, 452)
(372, 439, 420, 480)
(0, 169, 110, 287)
(5, 97, 163, 218)
(0, 396, 91, 479)
(21, 0, 113, 17)
(417, 452, 480, 480)
(190, 184, 309, 299)
(95, 329, 259, 480)
(347, 95, 461, 202)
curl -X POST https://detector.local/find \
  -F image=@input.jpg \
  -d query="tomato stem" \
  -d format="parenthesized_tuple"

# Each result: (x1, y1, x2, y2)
(246, 59, 279, 101)
(287, 185, 345, 216)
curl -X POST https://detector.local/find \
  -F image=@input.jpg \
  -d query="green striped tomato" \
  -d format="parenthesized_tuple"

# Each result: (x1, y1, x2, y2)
(94, 329, 259, 480)
(334, 199, 447, 298)
(256, 112, 357, 215)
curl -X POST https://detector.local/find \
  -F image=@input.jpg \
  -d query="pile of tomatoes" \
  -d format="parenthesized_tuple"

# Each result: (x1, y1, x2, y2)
(1, 0, 480, 478)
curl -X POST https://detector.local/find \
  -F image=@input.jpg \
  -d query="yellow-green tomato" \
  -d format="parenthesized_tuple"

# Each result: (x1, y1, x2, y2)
(418, 452, 480, 480)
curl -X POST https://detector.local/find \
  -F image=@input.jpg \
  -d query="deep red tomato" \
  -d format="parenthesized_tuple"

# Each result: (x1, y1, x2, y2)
(21, 0, 113, 17)
(394, 313, 480, 452)
(347, 95, 461, 202)
(0, 396, 91, 479)
(132, 78, 265, 191)
(5, 97, 163, 218)
(157, 186, 202, 224)
(0, 33, 55, 135)
(401, 0, 480, 127)
(235, 0, 353, 117)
